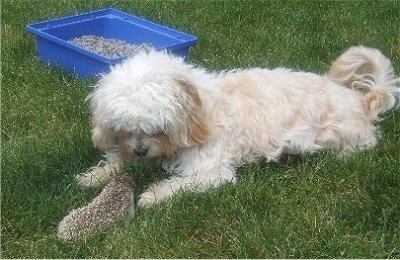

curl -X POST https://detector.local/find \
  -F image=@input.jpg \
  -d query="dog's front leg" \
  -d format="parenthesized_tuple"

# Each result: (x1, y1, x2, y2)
(76, 150, 123, 188)
(137, 166, 236, 208)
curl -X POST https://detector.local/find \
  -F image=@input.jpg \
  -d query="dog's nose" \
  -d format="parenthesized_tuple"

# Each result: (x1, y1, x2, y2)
(135, 147, 149, 157)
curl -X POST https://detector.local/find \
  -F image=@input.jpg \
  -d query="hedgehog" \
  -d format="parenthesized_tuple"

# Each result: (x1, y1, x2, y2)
(57, 175, 135, 242)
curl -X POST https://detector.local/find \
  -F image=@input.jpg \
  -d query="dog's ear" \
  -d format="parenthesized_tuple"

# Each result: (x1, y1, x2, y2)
(176, 79, 210, 145)
(91, 120, 115, 151)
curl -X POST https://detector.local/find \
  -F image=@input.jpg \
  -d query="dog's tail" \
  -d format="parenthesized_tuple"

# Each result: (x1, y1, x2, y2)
(328, 46, 400, 119)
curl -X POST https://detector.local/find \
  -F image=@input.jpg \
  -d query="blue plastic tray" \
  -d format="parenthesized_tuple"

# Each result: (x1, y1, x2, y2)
(26, 8, 198, 78)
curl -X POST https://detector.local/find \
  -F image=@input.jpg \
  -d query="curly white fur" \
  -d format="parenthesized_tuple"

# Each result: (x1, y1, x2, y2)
(77, 46, 399, 208)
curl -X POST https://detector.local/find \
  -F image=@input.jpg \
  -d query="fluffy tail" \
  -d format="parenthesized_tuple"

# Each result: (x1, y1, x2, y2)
(328, 46, 400, 119)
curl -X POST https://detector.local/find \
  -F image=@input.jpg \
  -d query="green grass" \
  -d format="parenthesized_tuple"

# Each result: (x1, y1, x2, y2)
(2, 0, 400, 258)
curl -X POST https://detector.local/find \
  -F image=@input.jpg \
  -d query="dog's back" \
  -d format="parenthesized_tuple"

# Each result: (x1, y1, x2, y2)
(210, 46, 399, 158)
(328, 46, 400, 119)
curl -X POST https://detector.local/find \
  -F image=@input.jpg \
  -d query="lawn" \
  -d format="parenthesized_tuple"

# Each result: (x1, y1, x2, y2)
(2, 0, 400, 258)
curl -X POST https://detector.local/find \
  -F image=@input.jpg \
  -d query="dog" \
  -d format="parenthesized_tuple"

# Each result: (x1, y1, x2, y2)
(77, 46, 399, 209)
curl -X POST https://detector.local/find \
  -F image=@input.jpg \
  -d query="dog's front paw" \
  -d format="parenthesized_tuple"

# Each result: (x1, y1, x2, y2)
(137, 191, 157, 209)
(75, 170, 107, 188)
(76, 154, 123, 188)
(75, 165, 118, 188)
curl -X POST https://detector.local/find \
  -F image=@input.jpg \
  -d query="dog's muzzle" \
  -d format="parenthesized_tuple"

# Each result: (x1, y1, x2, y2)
(135, 146, 149, 157)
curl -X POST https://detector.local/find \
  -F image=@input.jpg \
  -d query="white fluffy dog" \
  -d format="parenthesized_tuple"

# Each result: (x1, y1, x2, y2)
(77, 46, 399, 208)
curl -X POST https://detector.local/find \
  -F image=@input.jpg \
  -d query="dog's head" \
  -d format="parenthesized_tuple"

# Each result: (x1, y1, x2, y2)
(89, 51, 210, 159)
